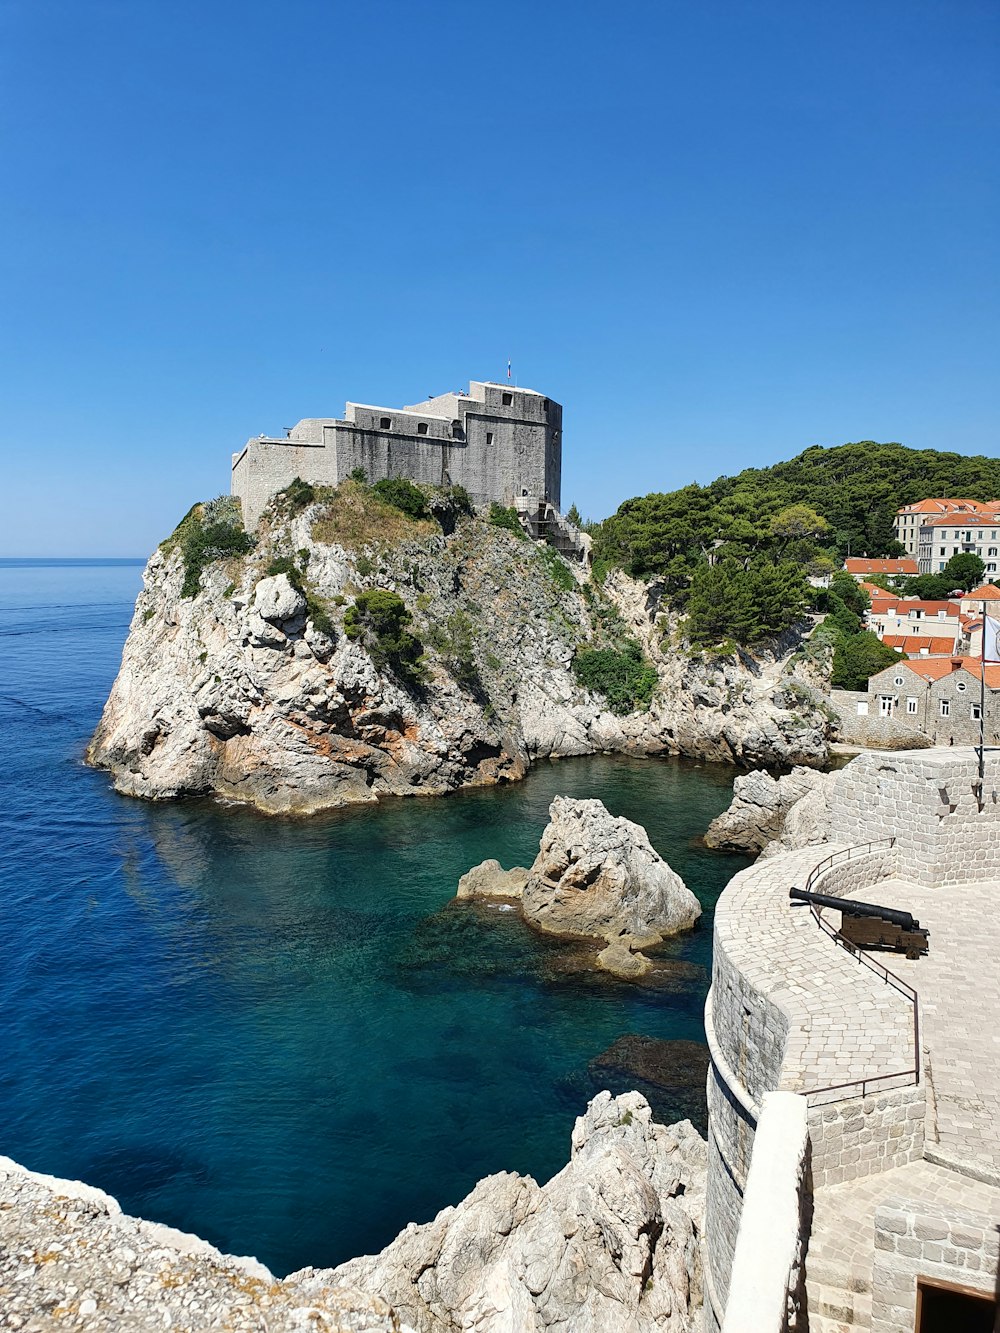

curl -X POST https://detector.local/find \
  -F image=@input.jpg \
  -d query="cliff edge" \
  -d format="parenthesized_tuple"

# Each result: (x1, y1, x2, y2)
(87, 485, 831, 814)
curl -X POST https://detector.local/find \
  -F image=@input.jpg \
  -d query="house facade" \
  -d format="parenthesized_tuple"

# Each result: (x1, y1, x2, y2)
(866, 657, 1000, 745)
(893, 497, 996, 558)
(916, 511, 1000, 577)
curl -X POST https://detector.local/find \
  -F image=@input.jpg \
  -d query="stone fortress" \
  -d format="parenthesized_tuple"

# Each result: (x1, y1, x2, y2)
(706, 747, 1000, 1333)
(231, 378, 574, 542)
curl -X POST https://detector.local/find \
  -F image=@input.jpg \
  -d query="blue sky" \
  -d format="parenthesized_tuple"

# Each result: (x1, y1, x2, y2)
(1, 0, 997, 555)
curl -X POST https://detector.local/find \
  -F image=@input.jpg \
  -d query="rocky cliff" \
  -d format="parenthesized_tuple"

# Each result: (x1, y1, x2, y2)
(88, 487, 832, 814)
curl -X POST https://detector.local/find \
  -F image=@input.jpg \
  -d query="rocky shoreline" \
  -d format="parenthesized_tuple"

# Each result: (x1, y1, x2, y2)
(86, 498, 833, 816)
(1, 1093, 705, 1333)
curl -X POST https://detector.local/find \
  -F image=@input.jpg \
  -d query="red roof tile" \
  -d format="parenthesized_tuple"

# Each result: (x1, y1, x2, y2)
(845, 557, 919, 576)
(882, 635, 958, 656)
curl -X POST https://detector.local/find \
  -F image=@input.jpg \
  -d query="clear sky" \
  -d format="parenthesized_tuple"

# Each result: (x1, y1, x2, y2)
(1, 0, 997, 555)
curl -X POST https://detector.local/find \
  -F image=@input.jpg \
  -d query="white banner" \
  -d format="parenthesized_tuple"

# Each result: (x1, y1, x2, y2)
(984, 615, 1000, 663)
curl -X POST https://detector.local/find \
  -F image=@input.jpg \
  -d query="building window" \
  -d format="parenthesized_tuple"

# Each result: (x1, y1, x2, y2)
(940, 699, 950, 717)
(940, 547, 946, 556)
(938, 562, 946, 571)
(972, 703, 983, 720)
(542, 398, 549, 412)
(486, 432, 494, 447)
(989, 564, 997, 573)
(417, 423, 428, 436)
(957, 681, 967, 692)
(879, 696, 894, 717)
(380, 417, 391, 429)
(906, 697, 918, 714)
(893, 675, 905, 686)
(451, 420, 463, 439)
(989, 548, 997, 557)
(501, 391, 513, 406)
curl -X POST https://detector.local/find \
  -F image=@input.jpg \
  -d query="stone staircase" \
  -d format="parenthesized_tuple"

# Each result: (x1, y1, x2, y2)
(805, 1250, 873, 1331)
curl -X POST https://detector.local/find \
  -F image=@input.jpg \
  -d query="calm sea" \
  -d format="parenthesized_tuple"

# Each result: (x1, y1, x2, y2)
(0, 558, 748, 1275)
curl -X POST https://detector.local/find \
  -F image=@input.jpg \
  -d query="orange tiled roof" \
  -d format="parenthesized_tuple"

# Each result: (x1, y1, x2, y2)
(895, 498, 993, 516)
(882, 634, 958, 657)
(845, 557, 919, 576)
(964, 585, 1000, 601)
(885, 657, 1000, 688)
(920, 512, 1000, 528)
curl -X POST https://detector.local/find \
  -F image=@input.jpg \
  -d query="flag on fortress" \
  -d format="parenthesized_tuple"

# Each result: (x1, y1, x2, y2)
(984, 615, 1000, 663)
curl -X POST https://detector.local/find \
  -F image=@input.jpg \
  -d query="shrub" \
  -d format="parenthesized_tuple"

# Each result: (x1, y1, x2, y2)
(448, 484, 474, 515)
(171, 500, 255, 598)
(537, 542, 576, 592)
(276, 477, 319, 515)
(371, 477, 430, 520)
(831, 631, 903, 691)
(488, 503, 526, 537)
(349, 466, 368, 484)
(344, 589, 425, 685)
(572, 640, 658, 715)
(426, 610, 483, 694)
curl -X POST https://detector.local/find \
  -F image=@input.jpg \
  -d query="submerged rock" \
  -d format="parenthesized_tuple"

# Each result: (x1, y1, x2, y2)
(326, 1091, 706, 1333)
(522, 796, 702, 948)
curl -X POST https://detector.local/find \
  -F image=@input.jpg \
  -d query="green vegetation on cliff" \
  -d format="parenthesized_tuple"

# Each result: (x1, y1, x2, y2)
(162, 497, 255, 599)
(572, 641, 657, 715)
(592, 441, 1000, 653)
(345, 589, 426, 685)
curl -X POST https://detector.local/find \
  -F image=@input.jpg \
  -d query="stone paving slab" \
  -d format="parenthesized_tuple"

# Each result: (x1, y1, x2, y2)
(844, 877, 1000, 1174)
(806, 1159, 1000, 1330)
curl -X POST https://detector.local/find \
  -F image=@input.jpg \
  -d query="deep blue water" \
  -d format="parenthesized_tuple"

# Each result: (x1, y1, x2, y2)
(0, 559, 748, 1276)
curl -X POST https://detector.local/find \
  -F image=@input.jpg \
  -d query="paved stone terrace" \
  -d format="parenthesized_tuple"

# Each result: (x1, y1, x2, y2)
(848, 876, 1000, 1177)
(806, 1159, 1000, 1331)
(713, 847, 916, 1103)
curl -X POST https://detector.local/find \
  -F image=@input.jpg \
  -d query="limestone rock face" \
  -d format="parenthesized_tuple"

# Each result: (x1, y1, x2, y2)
(88, 500, 832, 815)
(456, 859, 530, 899)
(522, 797, 701, 946)
(759, 769, 840, 860)
(327, 1091, 706, 1333)
(704, 766, 830, 855)
(0, 1155, 401, 1332)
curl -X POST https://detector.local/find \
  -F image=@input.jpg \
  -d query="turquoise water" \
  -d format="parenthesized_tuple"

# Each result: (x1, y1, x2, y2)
(0, 559, 748, 1276)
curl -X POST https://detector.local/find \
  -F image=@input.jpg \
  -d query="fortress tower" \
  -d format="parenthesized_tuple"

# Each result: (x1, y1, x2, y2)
(231, 380, 562, 530)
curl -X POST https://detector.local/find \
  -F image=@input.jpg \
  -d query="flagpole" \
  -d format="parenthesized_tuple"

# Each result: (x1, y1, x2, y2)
(978, 598, 986, 809)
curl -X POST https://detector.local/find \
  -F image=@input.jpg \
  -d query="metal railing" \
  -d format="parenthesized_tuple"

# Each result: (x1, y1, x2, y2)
(795, 838, 921, 1105)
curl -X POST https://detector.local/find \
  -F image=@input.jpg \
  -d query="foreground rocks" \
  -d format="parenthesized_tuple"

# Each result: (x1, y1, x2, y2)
(456, 798, 702, 976)
(703, 766, 836, 856)
(1, 1094, 705, 1333)
(0, 1156, 400, 1332)
(330, 1092, 706, 1333)
(87, 495, 832, 815)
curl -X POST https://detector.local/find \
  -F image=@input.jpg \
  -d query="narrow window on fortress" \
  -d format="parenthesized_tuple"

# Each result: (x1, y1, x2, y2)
(502, 391, 513, 406)
(380, 417, 391, 429)
(542, 398, 549, 412)
(451, 420, 463, 438)
(417, 423, 428, 436)
(940, 699, 950, 717)
(486, 432, 494, 447)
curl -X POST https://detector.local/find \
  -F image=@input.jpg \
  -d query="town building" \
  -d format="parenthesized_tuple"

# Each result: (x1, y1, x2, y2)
(231, 380, 563, 532)
(893, 497, 996, 558)
(865, 596, 962, 656)
(845, 557, 918, 581)
(865, 656, 1000, 745)
(916, 511, 1000, 577)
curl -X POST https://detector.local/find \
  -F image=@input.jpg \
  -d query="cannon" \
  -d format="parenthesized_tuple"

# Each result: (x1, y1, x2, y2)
(789, 887, 929, 959)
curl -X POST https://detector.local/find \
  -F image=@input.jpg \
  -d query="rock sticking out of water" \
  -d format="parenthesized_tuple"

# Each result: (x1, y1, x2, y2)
(458, 796, 702, 978)
(588, 1035, 711, 1134)
(327, 1090, 705, 1333)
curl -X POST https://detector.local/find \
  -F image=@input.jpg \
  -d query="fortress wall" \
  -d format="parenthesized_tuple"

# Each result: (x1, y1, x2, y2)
(831, 749, 1000, 885)
(232, 440, 338, 530)
(331, 424, 458, 493)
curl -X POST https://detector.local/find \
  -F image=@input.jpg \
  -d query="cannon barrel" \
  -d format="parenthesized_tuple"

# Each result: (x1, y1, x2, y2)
(789, 887, 919, 931)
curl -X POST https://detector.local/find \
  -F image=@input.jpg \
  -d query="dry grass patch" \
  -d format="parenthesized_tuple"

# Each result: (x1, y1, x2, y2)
(310, 481, 438, 549)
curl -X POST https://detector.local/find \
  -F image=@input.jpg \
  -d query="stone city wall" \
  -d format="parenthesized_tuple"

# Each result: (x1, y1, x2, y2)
(872, 1196, 999, 1332)
(831, 749, 1000, 886)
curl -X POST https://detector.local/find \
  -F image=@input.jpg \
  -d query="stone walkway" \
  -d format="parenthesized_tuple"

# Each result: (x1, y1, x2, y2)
(806, 1159, 1000, 1332)
(868, 877, 1000, 1176)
